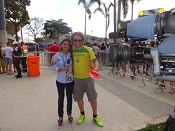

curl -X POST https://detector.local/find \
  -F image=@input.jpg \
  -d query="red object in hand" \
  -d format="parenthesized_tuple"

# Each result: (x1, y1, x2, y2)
(89, 70, 102, 80)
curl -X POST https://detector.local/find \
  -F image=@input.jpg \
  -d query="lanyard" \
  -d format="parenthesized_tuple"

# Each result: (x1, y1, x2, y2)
(61, 55, 66, 66)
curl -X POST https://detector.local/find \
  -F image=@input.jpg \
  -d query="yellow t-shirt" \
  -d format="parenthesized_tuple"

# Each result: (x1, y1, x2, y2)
(73, 46, 97, 79)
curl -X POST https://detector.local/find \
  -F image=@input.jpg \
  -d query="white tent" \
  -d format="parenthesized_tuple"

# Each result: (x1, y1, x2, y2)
(19, 38, 36, 44)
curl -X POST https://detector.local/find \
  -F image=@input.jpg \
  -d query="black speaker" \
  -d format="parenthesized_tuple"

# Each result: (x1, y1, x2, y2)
(109, 44, 120, 62)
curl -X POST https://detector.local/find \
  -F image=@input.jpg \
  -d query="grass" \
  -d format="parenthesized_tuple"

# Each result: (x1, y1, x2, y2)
(136, 122, 168, 131)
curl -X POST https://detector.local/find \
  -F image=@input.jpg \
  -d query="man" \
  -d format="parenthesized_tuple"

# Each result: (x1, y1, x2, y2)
(21, 41, 28, 72)
(13, 41, 22, 78)
(92, 43, 100, 57)
(51, 42, 59, 57)
(71, 32, 103, 127)
(2, 42, 13, 75)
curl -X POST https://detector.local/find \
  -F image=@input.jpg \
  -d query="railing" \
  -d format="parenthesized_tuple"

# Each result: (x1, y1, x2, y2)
(97, 50, 111, 69)
(28, 51, 53, 69)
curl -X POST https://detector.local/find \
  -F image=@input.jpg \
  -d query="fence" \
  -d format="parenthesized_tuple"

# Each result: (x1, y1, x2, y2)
(28, 51, 53, 69)
(97, 50, 111, 69)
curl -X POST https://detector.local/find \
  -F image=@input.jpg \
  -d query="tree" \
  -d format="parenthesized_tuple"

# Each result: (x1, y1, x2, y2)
(121, 0, 141, 19)
(4, 0, 31, 41)
(24, 17, 45, 41)
(94, 2, 113, 44)
(43, 19, 72, 41)
(78, 0, 101, 37)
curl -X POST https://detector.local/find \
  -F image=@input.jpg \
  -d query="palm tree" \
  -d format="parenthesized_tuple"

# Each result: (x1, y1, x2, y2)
(78, 0, 101, 37)
(121, 0, 141, 19)
(94, 3, 113, 44)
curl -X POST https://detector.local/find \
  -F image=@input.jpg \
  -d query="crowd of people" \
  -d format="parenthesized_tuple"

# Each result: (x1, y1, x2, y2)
(0, 41, 28, 78)
(80, 38, 175, 94)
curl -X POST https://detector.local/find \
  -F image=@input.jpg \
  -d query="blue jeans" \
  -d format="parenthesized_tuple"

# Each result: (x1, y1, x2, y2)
(56, 81, 74, 117)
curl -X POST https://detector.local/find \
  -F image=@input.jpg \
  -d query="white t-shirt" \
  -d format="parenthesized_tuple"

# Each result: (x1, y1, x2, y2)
(92, 46, 99, 55)
(3, 46, 13, 58)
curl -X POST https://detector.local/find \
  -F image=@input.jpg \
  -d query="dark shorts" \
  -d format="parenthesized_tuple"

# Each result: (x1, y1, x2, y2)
(73, 77, 98, 102)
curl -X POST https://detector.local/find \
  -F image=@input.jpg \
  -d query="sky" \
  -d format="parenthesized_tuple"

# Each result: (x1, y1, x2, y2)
(25, 0, 174, 39)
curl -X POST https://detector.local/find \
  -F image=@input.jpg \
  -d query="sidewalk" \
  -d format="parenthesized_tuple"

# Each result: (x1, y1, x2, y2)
(0, 68, 174, 131)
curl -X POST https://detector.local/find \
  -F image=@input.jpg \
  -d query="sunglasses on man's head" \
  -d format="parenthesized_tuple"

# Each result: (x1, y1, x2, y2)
(73, 39, 82, 42)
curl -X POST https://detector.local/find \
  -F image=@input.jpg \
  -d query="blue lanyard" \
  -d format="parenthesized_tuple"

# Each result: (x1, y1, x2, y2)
(61, 55, 66, 66)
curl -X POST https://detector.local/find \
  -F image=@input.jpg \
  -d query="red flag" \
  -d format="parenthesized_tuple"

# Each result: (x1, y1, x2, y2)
(89, 70, 102, 80)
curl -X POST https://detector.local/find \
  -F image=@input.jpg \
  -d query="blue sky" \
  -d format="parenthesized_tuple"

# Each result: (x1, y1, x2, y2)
(25, 0, 174, 39)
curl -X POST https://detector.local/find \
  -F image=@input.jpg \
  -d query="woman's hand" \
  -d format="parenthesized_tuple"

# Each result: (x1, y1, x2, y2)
(64, 66, 69, 72)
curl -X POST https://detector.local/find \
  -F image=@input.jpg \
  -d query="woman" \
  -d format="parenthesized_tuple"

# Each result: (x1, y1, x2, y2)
(53, 39, 74, 126)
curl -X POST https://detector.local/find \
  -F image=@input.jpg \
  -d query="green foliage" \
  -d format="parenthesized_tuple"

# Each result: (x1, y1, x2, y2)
(35, 38, 44, 43)
(136, 122, 168, 131)
(90, 36, 97, 41)
(4, 0, 30, 41)
(43, 19, 72, 40)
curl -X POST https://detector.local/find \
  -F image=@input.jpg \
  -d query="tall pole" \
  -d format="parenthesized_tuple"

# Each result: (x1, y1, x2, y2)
(117, 0, 121, 31)
(131, 2, 134, 20)
(0, 0, 7, 47)
(113, 0, 117, 44)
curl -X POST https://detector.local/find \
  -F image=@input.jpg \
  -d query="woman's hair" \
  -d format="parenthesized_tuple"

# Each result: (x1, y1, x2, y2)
(71, 32, 85, 43)
(59, 38, 73, 59)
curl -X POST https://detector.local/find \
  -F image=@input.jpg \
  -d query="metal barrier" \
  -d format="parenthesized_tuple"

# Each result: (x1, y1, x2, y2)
(28, 51, 54, 69)
(97, 50, 111, 70)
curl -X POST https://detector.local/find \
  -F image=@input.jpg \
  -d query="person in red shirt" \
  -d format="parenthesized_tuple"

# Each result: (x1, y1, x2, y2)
(51, 42, 60, 57)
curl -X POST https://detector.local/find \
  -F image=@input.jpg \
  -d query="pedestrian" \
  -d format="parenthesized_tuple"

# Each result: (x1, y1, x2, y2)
(21, 42, 28, 73)
(53, 39, 74, 126)
(92, 43, 100, 57)
(13, 41, 22, 78)
(2, 42, 13, 75)
(71, 32, 104, 127)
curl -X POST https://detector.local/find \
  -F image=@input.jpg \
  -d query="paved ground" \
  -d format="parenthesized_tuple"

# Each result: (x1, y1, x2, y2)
(0, 67, 175, 131)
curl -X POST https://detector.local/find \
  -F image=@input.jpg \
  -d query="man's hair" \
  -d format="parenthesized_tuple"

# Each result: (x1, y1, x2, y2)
(71, 32, 85, 42)
(7, 42, 11, 46)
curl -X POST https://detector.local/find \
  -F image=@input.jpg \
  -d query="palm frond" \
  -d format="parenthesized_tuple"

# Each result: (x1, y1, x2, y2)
(86, 8, 92, 19)
(108, 3, 113, 11)
(121, 0, 129, 18)
(94, 8, 105, 16)
(88, 0, 101, 7)
(78, 0, 86, 5)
